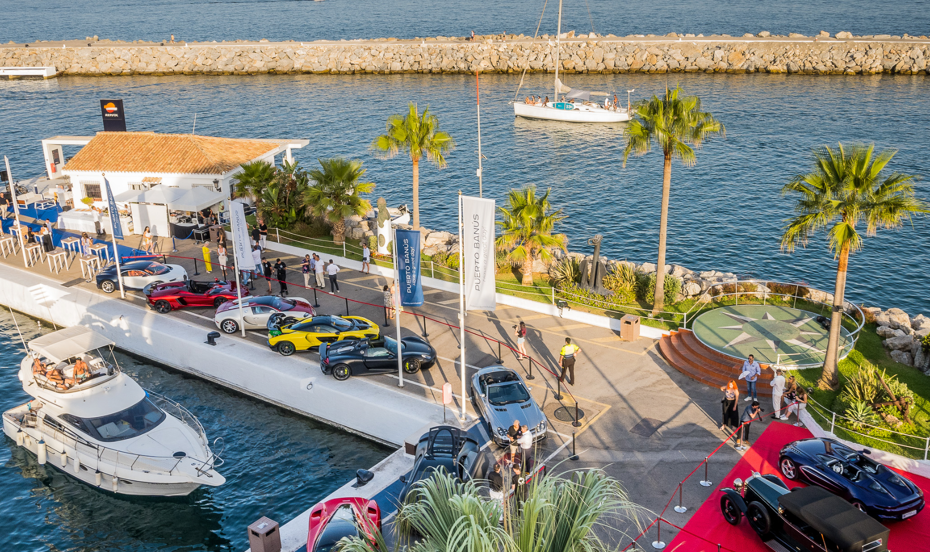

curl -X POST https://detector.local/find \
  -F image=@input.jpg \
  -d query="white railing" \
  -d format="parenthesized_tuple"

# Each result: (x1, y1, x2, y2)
(806, 397, 930, 461)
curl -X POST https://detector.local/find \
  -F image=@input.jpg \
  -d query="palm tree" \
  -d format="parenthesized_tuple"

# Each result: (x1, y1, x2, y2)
(622, 86, 725, 313)
(304, 158, 375, 245)
(232, 160, 275, 206)
(496, 186, 567, 286)
(339, 469, 638, 552)
(781, 143, 927, 390)
(370, 102, 455, 230)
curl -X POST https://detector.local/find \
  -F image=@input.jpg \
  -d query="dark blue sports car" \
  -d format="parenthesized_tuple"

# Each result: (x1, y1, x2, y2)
(779, 437, 924, 521)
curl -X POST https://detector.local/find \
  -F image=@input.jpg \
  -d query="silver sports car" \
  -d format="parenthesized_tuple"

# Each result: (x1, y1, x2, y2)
(213, 295, 316, 334)
(470, 365, 548, 447)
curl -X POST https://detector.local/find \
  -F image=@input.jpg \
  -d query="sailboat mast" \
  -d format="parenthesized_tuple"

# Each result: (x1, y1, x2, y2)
(553, 0, 563, 102)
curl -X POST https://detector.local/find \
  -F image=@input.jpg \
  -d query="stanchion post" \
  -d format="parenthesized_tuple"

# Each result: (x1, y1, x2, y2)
(312, 287, 320, 308)
(384, 307, 389, 326)
(525, 357, 535, 380)
(421, 316, 428, 338)
(573, 401, 581, 427)
(569, 431, 579, 461)
(700, 456, 712, 487)
(344, 297, 349, 316)
(554, 376, 563, 401)
(163, 254, 167, 264)
(497, 341, 503, 364)
(651, 519, 666, 550)
(193, 258, 200, 276)
(673, 482, 687, 513)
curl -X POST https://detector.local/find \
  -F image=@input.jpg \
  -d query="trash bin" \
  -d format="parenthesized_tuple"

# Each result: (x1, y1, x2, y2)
(248, 517, 281, 552)
(620, 314, 640, 341)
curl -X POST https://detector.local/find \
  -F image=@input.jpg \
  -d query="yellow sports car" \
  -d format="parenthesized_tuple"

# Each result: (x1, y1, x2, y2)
(268, 315, 380, 356)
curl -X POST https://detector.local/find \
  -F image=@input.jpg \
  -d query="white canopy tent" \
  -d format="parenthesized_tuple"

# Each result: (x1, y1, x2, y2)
(29, 326, 114, 363)
(171, 187, 225, 212)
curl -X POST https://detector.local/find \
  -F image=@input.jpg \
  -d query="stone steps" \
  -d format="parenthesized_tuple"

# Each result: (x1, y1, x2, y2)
(658, 329, 773, 397)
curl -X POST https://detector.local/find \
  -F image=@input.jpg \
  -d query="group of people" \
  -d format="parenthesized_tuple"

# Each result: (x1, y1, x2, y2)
(523, 95, 550, 106)
(31, 353, 91, 391)
(721, 354, 809, 451)
(522, 94, 625, 112)
(488, 419, 537, 503)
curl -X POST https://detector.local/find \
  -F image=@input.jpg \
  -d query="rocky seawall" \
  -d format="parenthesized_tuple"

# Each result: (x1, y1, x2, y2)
(3, 31, 930, 76)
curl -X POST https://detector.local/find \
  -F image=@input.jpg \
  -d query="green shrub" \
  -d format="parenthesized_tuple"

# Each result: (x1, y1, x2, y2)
(559, 284, 639, 313)
(635, 272, 682, 304)
(431, 251, 449, 267)
(550, 257, 582, 289)
(603, 263, 637, 294)
(845, 400, 881, 430)
(368, 234, 377, 251)
(81, 196, 94, 206)
(495, 251, 513, 274)
(446, 253, 459, 270)
(922, 333, 930, 353)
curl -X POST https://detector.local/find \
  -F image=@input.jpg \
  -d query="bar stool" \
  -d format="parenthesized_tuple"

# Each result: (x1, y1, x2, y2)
(79, 255, 100, 281)
(24, 243, 43, 267)
(90, 243, 110, 265)
(61, 236, 81, 257)
(0, 236, 14, 257)
(47, 249, 68, 274)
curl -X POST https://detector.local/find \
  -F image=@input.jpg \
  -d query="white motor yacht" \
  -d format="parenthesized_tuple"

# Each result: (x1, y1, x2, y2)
(2, 326, 225, 497)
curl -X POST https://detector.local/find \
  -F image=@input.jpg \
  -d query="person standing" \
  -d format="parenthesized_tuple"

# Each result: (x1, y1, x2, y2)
(251, 244, 262, 288)
(141, 226, 154, 254)
(250, 224, 261, 247)
(719, 380, 740, 432)
(738, 354, 761, 402)
(258, 218, 268, 249)
(770, 368, 787, 420)
(558, 338, 581, 385)
(361, 243, 371, 274)
(736, 400, 763, 451)
(301, 254, 312, 289)
(488, 463, 504, 504)
(788, 387, 808, 427)
(783, 375, 798, 413)
(202, 243, 213, 273)
(274, 258, 288, 296)
(80, 232, 93, 256)
(383, 284, 394, 320)
(314, 254, 325, 288)
(326, 259, 340, 293)
(92, 206, 102, 237)
(261, 257, 273, 293)
(515, 321, 528, 359)
(217, 242, 228, 280)
(517, 424, 533, 467)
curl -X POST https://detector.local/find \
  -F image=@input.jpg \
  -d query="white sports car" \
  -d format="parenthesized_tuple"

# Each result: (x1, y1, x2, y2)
(213, 295, 317, 334)
(96, 260, 187, 294)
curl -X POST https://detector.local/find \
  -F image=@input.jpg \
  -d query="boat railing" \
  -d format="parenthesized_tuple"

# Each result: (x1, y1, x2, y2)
(147, 390, 223, 472)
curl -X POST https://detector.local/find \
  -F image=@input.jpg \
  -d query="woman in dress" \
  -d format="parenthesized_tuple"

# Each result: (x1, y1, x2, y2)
(515, 321, 528, 359)
(80, 232, 93, 256)
(720, 380, 740, 432)
(216, 242, 228, 280)
(383, 284, 394, 320)
(141, 226, 154, 254)
(788, 387, 808, 427)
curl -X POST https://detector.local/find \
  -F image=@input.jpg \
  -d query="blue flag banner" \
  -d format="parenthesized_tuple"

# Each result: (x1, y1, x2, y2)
(104, 177, 124, 241)
(395, 228, 423, 307)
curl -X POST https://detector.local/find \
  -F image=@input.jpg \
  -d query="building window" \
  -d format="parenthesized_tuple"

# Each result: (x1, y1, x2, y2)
(82, 181, 102, 200)
(129, 182, 146, 191)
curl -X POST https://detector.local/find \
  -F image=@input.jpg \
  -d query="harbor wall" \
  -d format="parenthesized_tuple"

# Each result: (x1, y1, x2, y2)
(0, 263, 449, 447)
(2, 33, 929, 76)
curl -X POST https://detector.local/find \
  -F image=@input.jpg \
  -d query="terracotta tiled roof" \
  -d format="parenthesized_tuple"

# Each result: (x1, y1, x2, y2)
(63, 132, 282, 175)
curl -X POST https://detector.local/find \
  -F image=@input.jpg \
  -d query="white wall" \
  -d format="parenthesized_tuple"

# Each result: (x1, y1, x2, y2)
(64, 170, 224, 207)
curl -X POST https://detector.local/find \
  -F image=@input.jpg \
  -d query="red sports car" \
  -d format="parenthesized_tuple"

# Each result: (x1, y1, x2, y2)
(307, 497, 381, 552)
(144, 279, 248, 313)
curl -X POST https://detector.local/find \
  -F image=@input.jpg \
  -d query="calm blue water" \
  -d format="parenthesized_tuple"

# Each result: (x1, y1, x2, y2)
(0, 311, 390, 551)
(1, 72, 928, 315)
(2, 0, 929, 43)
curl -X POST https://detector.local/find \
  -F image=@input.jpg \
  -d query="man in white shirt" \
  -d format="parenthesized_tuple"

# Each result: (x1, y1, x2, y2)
(517, 424, 533, 459)
(770, 368, 787, 420)
(314, 254, 325, 288)
(326, 260, 340, 293)
(92, 206, 102, 236)
(251, 245, 262, 289)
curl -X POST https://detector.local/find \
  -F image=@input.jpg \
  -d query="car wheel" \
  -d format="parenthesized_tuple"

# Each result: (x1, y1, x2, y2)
(154, 300, 172, 314)
(333, 364, 351, 381)
(403, 358, 421, 374)
(101, 280, 116, 294)
(720, 495, 742, 526)
(746, 502, 771, 538)
(277, 341, 296, 356)
(220, 319, 239, 334)
(214, 297, 228, 308)
(780, 457, 798, 480)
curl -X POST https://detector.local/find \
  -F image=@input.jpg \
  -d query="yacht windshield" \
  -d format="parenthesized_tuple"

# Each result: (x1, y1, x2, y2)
(81, 396, 166, 442)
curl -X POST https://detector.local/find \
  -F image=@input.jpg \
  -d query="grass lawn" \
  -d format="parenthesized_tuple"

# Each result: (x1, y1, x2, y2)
(792, 324, 930, 459)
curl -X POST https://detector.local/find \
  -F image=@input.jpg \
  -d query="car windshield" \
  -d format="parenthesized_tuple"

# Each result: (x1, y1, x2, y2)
(146, 262, 170, 275)
(315, 505, 360, 552)
(271, 297, 295, 311)
(330, 317, 353, 331)
(384, 337, 405, 355)
(487, 382, 530, 405)
(79, 396, 166, 442)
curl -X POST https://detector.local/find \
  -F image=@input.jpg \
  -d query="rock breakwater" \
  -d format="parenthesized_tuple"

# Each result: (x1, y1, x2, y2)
(3, 32, 930, 76)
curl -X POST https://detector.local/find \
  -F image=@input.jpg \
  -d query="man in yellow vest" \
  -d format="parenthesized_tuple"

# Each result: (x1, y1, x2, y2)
(558, 338, 581, 386)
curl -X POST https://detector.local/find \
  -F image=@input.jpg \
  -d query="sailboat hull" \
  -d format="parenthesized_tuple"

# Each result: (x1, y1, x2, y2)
(514, 102, 630, 123)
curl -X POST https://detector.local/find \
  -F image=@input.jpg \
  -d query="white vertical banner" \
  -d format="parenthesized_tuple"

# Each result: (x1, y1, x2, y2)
(461, 195, 496, 311)
(229, 200, 253, 268)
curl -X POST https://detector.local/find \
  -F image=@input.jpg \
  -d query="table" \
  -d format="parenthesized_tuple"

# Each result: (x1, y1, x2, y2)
(0, 236, 14, 257)
(79, 255, 100, 280)
(47, 250, 67, 273)
(24, 243, 42, 267)
(90, 243, 110, 264)
(61, 237, 81, 257)
(59, 209, 131, 235)
(8, 226, 23, 247)
(170, 221, 198, 239)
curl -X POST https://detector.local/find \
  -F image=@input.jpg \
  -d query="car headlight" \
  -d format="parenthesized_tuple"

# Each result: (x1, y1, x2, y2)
(535, 420, 547, 433)
(496, 427, 507, 437)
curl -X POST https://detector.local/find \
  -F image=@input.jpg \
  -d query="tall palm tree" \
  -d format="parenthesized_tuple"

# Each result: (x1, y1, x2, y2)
(339, 469, 638, 552)
(232, 160, 275, 206)
(496, 186, 567, 286)
(370, 102, 455, 230)
(622, 86, 725, 313)
(304, 158, 375, 245)
(781, 143, 927, 390)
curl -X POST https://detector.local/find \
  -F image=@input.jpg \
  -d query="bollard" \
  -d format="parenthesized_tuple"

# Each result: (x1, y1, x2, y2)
(651, 519, 666, 550)
(569, 431, 579, 461)
(573, 401, 582, 427)
(525, 357, 535, 380)
(193, 258, 200, 276)
(384, 307, 389, 326)
(674, 482, 687, 513)
(421, 317, 429, 338)
(496, 341, 503, 363)
(344, 297, 350, 316)
(700, 456, 713, 487)
(312, 287, 320, 308)
(554, 376, 563, 401)
(163, 254, 167, 264)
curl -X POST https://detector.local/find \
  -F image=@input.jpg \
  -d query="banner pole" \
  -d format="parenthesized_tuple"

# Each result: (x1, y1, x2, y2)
(227, 198, 246, 338)
(458, 191, 467, 422)
(4, 156, 27, 267)
(393, 226, 403, 388)
(103, 174, 126, 299)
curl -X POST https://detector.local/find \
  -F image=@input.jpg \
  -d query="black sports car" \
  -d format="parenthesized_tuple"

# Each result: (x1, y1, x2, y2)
(720, 472, 889, 552)
(320, 335, 437, 381)
(779, 437, 924, 521)
(399, 426, 494, 502)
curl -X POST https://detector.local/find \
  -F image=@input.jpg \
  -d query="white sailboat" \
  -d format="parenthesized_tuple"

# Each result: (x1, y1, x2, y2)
(3, 326, 225, 497)
(513, 0, 631, 123)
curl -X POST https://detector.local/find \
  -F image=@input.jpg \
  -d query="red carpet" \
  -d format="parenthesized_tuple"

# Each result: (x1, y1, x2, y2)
(665, 422, 930, 552)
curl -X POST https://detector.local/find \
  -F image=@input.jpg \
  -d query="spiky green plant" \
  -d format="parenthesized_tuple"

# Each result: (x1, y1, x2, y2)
(603, 263, 638, 293)
(845, 400, 880, 430)
(549, 257, 582, 288)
